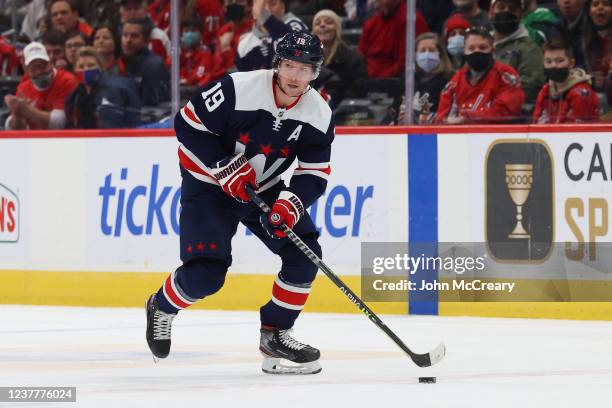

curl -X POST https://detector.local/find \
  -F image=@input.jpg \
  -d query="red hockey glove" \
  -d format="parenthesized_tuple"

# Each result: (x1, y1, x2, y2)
(212, 154, 258, 203)
(260, 191, 305, 239)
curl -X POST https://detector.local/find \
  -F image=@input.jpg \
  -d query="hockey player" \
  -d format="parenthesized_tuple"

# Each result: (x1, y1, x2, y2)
(145, 31, 334, 375)
(435, 26, 525, 124)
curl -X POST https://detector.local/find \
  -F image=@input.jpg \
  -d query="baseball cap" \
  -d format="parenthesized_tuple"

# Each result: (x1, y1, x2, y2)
(23, 42, 50, 66)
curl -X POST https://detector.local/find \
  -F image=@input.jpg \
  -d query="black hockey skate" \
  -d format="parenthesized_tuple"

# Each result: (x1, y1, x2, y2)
(259, 325, 321, 374)
(145, 294, 176, 361)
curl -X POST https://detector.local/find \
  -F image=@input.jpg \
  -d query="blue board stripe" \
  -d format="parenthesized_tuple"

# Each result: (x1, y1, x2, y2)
(408, 134, 439, 315)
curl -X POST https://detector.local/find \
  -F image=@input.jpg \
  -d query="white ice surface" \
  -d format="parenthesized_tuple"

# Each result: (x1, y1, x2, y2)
(1, 306, 611, 408)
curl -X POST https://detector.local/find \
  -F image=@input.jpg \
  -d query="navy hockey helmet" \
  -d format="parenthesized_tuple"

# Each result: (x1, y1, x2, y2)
(273, 31, 324, 80)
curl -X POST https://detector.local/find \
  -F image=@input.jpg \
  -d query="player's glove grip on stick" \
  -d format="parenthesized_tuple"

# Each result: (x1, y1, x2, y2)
(212, 153, 258, 203)
(260, 191, 305, 239)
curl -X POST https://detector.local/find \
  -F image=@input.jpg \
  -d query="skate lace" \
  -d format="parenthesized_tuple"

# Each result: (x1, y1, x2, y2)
(278, 329, 307, 350)
(153, 310, 175, 340)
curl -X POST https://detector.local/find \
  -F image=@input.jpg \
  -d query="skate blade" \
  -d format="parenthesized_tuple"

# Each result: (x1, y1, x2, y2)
(261, 356, 322, 375)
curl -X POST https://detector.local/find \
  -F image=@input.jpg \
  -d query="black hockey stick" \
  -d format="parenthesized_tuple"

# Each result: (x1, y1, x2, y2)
(245, 184, 445, 368)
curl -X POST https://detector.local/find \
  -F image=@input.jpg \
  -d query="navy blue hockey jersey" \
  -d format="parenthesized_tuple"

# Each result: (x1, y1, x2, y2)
(235, 12, 308, 72)
(175, 69, 335, 208)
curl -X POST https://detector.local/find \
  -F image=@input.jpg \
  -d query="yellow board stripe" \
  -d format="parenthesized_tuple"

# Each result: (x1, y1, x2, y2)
(2, 270, 611, 320)
(0, 270, 406, 315)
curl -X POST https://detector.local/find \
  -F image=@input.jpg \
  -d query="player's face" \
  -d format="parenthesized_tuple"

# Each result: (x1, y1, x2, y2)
(94, 28, 116, 55)
(121, 24, 147, 56)
(464, 35, 493, 54)
(277, 59, 313, 96)
(590, 0, 612, 27)
(543, 49, 575, 69)
(50, 1, 77, 33)
(313, 16, 337, 44)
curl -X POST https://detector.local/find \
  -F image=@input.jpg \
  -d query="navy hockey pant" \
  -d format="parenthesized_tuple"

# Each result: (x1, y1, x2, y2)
(156, 174, 321, 329)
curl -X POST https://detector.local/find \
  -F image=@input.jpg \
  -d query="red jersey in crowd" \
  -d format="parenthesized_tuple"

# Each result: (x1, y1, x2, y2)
(180, 45, 225, 86)
(0, 36, 19, 76)
(15, 69, 79, 129)
(149, 0, 171, 32)
(358, 1, 428, 78)
(194, 0, 225, 47)
(532, 69, 600, 123)
(216, 19, 254, 72)
(435, 61, 525, 123)
(77, 20, 93, 37)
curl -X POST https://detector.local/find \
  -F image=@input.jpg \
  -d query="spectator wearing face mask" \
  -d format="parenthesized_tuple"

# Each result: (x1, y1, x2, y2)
(445, 13, 471, 69)
(66, 46, 141, 128)
(435, 26, 525, 123)
(533, 39, 599, 122)
(413, 32, 454, 123)
(444, 0, 492, 31)
(4, 42, 79, 130)
(582, 0, 612, 90)
(179, 18, 227, 86)
(491, 0, 545, 105)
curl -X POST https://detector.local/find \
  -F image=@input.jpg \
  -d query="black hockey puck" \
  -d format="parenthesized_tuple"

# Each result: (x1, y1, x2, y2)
(418, 377, 436, 383)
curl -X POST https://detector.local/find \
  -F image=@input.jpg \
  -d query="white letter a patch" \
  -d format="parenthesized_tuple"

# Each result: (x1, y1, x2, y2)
(287, 125, 302, 142)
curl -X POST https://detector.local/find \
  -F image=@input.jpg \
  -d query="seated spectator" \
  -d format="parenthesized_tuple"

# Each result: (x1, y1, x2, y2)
(42, 29, 69, 69)
(216, 0, 254, 71)
(179, 17, 226, 86)
(236, 0, 308, 71)
(187, 0, 226, 48)
(444, 0, 492, 31)
(66, 47, 141, 128)
(556, 0, 588, 66)
(311, 9, 367, 104)
(120, 0, 171, 65)
(93, 23, 121, 74)
(583, 0, 611, 90)
(64, 30, 88, 71)
(522, 0, 563, 45)
(358, 0, 429, 78)
(533, 40, 600, 122)
(49, 0, 92, 37)
(444, 13, 471, 70)
(0, 35, 19, 76)
(413, 32, 454, 123)
(118, 18, 170, 106)
(435, 27, 525, 123)
(491, 0, 545, 105)
(4, 42, 79, 130)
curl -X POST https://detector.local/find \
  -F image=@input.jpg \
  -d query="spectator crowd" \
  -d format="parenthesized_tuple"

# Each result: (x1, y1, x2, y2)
(0, 0, 610, 128)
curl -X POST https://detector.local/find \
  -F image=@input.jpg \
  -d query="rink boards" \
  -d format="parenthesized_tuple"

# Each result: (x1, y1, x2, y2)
(0, 126, 611, 319)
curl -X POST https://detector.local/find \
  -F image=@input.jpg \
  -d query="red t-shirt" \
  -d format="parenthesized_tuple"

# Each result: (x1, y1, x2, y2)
(195, 0, 225, 47)
(15, 69, 79, 129)
(533, 80, 600, 123)
(436, 61, 525, 123)
(180, 45, 225, 86)
(358, 2, 429, 78)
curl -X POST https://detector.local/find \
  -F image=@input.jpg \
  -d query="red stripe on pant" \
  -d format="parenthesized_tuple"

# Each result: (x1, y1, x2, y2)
(164, 275, 191, 309)
(272, 283, 309, 307)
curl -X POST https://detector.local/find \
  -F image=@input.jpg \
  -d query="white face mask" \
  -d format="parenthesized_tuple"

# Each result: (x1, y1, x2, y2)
(447, 35, 465, 57)
(416, 51, 440, 73)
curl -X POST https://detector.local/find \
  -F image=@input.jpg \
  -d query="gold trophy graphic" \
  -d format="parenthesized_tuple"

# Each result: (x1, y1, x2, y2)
(505, 164, 533, 239)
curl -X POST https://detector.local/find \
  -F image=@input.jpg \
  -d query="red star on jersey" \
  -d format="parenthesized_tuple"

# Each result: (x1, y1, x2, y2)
(280, 146, 290, 157)
(210, 243, 218, 250)
(196, 242, 205, 251)
(260, 144, 273, 156)
(187, 245, 193, 253)
(239, 133, 250, 145)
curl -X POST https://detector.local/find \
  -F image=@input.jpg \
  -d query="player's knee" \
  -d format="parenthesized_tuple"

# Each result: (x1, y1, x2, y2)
(278, 233, 321, 282)
(176, 258, 228, 299)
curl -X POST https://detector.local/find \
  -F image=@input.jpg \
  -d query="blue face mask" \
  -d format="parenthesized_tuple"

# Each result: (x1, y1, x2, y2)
(416, 51, 440, 73)
(447, 35, 465, 57)
(181, 31, 201, 48)
(84, 68, 101, 86)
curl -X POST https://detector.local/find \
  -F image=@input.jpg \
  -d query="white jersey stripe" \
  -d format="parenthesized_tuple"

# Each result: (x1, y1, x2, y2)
(274, 276, 311, 294)
(271, 296, 305, 311)
(297, 161, 330, 169)
(293, 169, 330, 179)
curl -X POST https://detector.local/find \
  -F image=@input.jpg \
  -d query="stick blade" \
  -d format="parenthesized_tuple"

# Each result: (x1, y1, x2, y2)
(411, 342, 446, 367)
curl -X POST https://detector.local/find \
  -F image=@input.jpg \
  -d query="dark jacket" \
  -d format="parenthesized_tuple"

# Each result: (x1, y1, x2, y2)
(66, 73, 141, 129)
(119, 48, 170, 106)
(326, 41, 368, 98)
